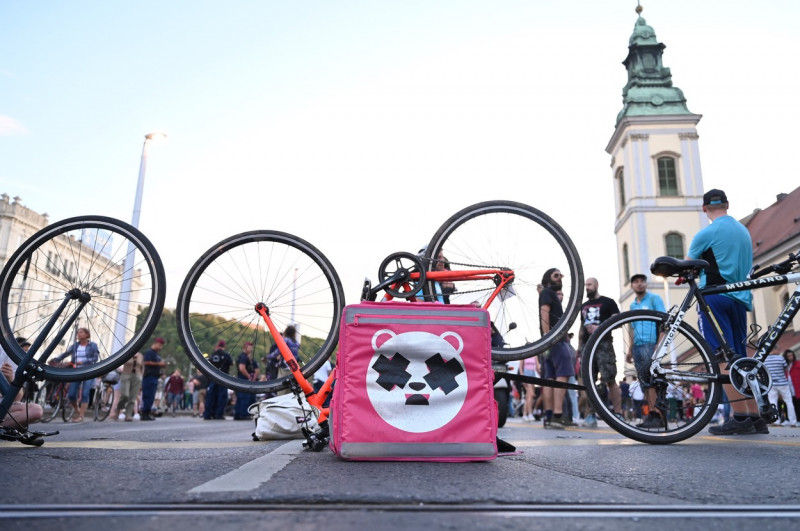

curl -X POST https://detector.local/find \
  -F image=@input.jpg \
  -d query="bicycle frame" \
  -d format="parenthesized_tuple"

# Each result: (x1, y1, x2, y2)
(384, 268, 515, 309)
(700, 271, 800, 362)
(648, 270, 800, 408)
(1, 288, 90, 424)
(252, 267, 517, 428)
(255, 303, 334, 423)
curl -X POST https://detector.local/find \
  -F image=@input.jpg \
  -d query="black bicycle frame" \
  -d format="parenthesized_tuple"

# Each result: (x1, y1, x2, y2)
(697, 271, 800, 362)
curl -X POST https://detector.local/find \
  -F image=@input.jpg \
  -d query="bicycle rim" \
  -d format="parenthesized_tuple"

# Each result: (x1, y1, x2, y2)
(96, 386, 113, 421)
(424, 200, 583, 361)
(0, 216, 166, 382)
(581, 310, 722, 444)
(36, 385, 58, 423)
(176, 230, 344, 394)
(61, 398, 75, 422)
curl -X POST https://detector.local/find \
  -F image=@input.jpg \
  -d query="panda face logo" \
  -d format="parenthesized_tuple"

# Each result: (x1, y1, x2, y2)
(366, 330, 467, 433)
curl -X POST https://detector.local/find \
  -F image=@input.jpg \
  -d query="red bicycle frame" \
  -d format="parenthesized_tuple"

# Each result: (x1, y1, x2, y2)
(255, 303, 334, 423)
(384, 268, 515, 310)
(254, 267, 515, 424)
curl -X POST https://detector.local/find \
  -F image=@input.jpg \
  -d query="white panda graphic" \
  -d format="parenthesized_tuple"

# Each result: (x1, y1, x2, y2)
(366, 329, 468, 433)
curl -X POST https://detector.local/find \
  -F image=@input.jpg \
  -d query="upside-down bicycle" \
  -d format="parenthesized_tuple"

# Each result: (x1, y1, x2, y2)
(0, 216, 166, 445)
(175, 200, 584, 449)
(581, 251, 800, 444)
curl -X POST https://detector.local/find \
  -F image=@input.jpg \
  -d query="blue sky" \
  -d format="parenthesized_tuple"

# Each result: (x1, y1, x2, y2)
(2, 0, 799, 310)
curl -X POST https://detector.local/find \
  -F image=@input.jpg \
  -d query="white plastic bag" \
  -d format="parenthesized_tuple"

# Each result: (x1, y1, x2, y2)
(249, 394, 318, 441)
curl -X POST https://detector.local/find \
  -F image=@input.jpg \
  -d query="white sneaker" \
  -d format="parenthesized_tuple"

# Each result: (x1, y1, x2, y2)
(118, 413, 126, 421)
(781, 420, 791, 426)
(133, 413, 141, 421)
(523, 414, 531, 422)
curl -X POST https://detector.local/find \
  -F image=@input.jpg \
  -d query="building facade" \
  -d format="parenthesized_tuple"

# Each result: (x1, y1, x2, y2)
(606, 14, 706, 314)
(607, 13, 800, 364)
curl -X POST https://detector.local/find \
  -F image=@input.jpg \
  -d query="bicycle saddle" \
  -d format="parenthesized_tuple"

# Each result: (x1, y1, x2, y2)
(650, 256, 709, 278)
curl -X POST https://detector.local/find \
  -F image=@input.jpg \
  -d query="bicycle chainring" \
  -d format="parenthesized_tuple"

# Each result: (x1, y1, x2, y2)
(728, 358, 771, 398)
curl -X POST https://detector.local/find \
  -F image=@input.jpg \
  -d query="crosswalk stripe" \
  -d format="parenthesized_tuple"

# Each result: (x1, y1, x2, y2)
(188, 440, 303, 493)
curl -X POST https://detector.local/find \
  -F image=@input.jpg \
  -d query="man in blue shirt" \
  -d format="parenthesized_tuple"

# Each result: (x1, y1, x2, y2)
(626, 274, 666, 428)
(687, 189, 762, 435)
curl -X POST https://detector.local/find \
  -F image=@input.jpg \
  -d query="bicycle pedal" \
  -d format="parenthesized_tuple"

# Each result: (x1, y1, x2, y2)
(762, 404, 780, 424)
(20, 435, 44, 447)
(29, 430, 59, 437)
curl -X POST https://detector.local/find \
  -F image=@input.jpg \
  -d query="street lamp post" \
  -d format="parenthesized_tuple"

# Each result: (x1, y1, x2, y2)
(111, 133, 166, 354)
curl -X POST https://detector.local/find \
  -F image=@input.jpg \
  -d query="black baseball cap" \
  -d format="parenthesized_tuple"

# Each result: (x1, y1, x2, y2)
(703, 189, 728, 206)
(630, 273, 647, 283)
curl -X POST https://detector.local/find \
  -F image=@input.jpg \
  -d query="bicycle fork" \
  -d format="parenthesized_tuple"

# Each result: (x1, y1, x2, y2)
(254, 303, 332, 422)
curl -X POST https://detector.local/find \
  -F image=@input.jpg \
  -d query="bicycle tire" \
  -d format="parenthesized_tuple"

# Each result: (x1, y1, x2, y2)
(0, 216, 166, 382)
(176, 230, 345, 394)
(424, 200, 584, 361)
(61, 394, 75, 422)
(36, 383, 59, 423)
(94, 384, 114, 421)
(581, 310, 722, 444)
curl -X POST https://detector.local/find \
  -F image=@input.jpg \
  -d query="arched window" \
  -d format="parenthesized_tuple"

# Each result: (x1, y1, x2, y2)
(622, 244, 630, 285)
(657, 156, 678, 196)
(665, 233, 684, 259)
(616, 167, 626, 206)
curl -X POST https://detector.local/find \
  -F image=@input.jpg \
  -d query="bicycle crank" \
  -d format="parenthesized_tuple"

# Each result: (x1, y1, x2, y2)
(728, 358, 771, 411)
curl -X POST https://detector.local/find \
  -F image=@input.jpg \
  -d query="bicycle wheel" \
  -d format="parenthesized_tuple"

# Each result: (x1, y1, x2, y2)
(176, 230, 345, 394)
(424, 200, 583, 361)
(94, 384, 114, 421)
(0, 216, 166, 382)
(61, 394, 75, 422)
(35, 383, 59, 423)
(581, 310, 722, 444)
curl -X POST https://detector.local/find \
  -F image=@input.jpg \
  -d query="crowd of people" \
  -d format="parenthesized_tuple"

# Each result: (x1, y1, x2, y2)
(3, 188, 798, 438)
(509, 188, 799, 434)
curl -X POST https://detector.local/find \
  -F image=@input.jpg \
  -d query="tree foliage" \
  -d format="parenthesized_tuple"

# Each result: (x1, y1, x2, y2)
(136, 308, 335, 376)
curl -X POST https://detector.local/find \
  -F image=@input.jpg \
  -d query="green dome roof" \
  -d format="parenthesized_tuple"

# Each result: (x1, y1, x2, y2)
(616, 15, 693, 125)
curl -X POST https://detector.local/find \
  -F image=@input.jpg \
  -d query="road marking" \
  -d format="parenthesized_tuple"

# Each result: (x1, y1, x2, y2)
(188, 440, 303, 493)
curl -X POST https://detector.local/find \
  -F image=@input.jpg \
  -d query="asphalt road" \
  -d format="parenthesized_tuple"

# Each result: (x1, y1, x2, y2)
(2, 414, 799, 530)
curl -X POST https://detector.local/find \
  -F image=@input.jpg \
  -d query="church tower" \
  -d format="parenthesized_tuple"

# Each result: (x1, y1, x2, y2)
(606, 6, 707, 311)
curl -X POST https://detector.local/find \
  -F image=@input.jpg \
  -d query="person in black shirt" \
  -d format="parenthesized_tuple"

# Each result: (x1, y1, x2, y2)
(233, 342, 259, 420)
(577, 278, 621, 420)
(538, 268, 575, 429)
(190, 372, 208, 418)
(204, 340, 232, 420)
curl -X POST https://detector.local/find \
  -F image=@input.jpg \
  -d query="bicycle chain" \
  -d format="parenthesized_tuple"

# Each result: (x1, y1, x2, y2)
(420, 256, 504, 270)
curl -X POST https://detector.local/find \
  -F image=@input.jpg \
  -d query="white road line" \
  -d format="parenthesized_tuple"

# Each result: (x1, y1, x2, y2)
(189, 440, 303, 493)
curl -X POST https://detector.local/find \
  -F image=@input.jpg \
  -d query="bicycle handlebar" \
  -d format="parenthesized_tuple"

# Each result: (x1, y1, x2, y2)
(750, 250, 799, 279)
